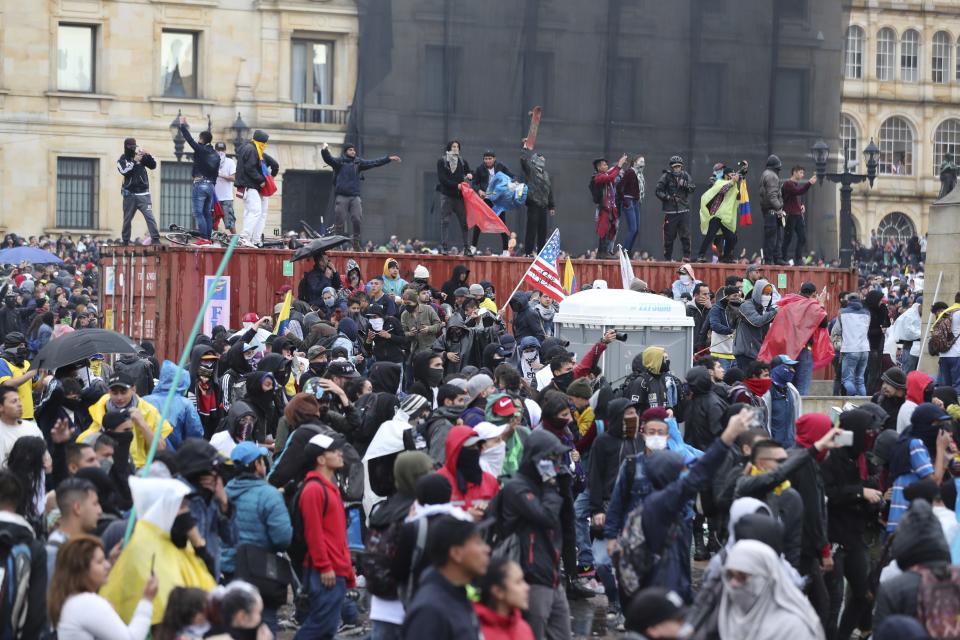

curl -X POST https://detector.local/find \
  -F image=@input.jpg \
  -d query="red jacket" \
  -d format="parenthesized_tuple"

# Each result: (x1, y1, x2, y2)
(299, 470, 356, 586)
(438, 426, 500, 510)
(781, 179, 813, 215)
(474, 603, 535, 640)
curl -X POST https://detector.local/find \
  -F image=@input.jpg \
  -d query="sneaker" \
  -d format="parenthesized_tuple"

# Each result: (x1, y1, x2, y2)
(336, 622, 366, 637)
(194, 239, 213, 246)
(567, 577, 604, 600)
(577, 564, 596, 578)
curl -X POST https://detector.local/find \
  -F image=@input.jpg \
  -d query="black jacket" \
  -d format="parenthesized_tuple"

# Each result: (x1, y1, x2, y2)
(508, 293, 546, 344)
(436, 156, 471, 199)
(654, 169, 695, 215)
(587, 398, 641, 515)
(114, 354, 154, 396)
(500, 430, 572, 587)
(402, 567, 481, 640)
(180, 124, 220, 181)
(235, 141, 279, 189)
(520, 151, 554, 209)
(365, 316, 406, 364)
(0, 515, 46, 640)
(298, 267, 343, 307)
(686, 302, 711, 353)
(821, 449, 873, 548)
(684, 368, 729, 451)
(471, 160, 513, 194)
(322, 147, 391, 197)
(441, 265, 471, 302)
(117, 152, 156, 194)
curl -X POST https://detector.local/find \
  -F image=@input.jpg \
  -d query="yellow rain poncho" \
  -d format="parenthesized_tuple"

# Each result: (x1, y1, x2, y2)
(699, 178, 740, 235)
(100, 477, 215, 624)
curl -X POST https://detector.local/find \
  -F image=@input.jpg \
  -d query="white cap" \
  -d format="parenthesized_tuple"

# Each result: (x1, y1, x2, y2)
(592, 279, 608, 289)
(414, 265, 430, 279)
(307, 433, 334, 449)
(474, 421, 507, 442)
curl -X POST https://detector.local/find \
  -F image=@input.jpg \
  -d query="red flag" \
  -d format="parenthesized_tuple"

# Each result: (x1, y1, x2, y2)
(459, 183, 510, 234)
(757, 294, 835, 368)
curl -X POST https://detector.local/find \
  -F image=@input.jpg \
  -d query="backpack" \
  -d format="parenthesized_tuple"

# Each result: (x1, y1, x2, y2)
(484, 490, 522, 564)
(359, 517, 404, 599)
(928, 312, 959, 356)
(588, 176, 604, 206)
(913, 564, 960, 638)
(398, 518, 430, 607)
(0, 530, 33, 640)
(611, 497, 681, 604)
(288, 477, 329, 573)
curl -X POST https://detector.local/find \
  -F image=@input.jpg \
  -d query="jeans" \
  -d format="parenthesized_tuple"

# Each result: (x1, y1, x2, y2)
(762, 209, 784, 263)
(592, 537, 618, 608)
(439, 194, 468, 250)
(939, 356, 960, 392)
(841, 351, 869, 396)
(121, 192, 160, 243)
(903, 353, 919, 373)
(369, 621, 402, 640)
(783, 214, 807, 262)
(621, 198, 639, 254)
(794, 347, 813, 396)
(294, 571, 346, 640)
(242, 188, 268, 244)
(191, 180, 216, 239)
(335, 195, 363, 250)
(220, 199, 236, 231)
(573, 490, 594, 567)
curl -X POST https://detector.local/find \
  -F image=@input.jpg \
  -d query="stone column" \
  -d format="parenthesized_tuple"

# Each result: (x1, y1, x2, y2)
(919, 185, 960, 376)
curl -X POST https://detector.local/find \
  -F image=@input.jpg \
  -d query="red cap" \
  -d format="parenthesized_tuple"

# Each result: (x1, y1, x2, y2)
(491, 396, 516, 417)
(241, 312, 259, 323)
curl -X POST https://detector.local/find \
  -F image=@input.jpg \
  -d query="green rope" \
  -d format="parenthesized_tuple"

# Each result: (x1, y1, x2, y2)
(121, 235, 240, 545)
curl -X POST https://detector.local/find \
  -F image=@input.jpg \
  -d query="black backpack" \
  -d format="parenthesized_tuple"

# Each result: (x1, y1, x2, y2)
(288, 477, 329, 572)
(359, 516, 404, 599)
(0, 530, 33, 640)
(588, 176, 604, 206)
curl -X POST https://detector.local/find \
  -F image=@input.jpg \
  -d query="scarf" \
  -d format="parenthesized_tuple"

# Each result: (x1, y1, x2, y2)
(253, 140, 266, 162)
(707, 182, 735, 216)
(196, 382, 217, 415)
(445, 151, 459, 173)
(744, 377, 773, 397)
(750, 464, 791, 495)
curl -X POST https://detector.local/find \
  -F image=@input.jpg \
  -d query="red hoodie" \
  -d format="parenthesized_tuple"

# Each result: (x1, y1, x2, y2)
(474, 603, 535, 640)
(438, 426, 500, 510)
(906, 371, 933, 404)
(299, 470, 356, 586)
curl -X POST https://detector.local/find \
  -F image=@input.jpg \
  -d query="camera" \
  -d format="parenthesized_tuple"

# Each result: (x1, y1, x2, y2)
(615, 332, 628, 342)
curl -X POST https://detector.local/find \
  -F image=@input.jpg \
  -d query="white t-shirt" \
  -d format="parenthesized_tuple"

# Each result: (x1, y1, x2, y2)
(57, 593, 153, 640)
(216, 155, 237, 202)
(210, 430, 237, 458)
(944, 310, 960, 358)
(0, 419, 42, 467)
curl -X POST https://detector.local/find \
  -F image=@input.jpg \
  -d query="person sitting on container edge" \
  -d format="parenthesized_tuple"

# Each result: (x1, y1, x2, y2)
(76, 372, 173, 469)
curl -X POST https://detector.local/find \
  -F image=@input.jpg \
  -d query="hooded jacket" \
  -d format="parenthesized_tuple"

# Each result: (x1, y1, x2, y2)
(831, 298, 871, 353)
(143, 361, 204, 450)
(298, 263, 343, 307)
(235, 140, 278, 189)
(421, 405, 462, 467)
(655, 167, 696, 215)
(437, 426, 500, 509)
(268, 419, 365, 503)
(78, 395, 173, 469)
(622, 347, 686, 419)
(114, 353, 154, 396)
(685, 367, 729, 450)
(0, 512, 47, 639)
(433, 315, 480, 374)
(672, 264, 700, 300)
(520, 151, 554, 209)
(474, 603, 535, 640)
(896, 371, 933, 433)
(500, 430, 571, 587)
(864, 290, 890, 352)
(321, 147, 391, 197)
(380, 258, 408, 298)
(211, 400, 259, 456)
(368, 362, 401, 395)
(340, 258, 365, 295)
(587, 398, 640, 515)
(442, 265, 471, 301)
(189, 344, 217, 388)
(820, 409, 875, 548)
(220, 473, 293, 575)
(759, 155, 783, 211)
(734, 279, 778, 359)
(509, 293, 546, 344)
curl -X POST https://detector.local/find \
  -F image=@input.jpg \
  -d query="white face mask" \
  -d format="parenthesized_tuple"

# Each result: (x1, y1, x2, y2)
(523, 350, 539, 362)
(760, 295, 772, 306)
(645, 434, 668, 451)
(369, 318, 384, 332)
(480, 441, 507, 477)
(679, 275, 692, 285)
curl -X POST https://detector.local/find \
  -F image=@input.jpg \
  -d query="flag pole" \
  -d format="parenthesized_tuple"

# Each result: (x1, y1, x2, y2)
(504, 228, 558, 305)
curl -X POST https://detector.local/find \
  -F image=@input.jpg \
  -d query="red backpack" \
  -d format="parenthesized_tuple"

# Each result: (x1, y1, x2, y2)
(913, 564, 960, 638)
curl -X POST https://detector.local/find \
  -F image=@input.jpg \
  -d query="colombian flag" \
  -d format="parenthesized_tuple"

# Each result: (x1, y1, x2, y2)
(563, 256, 577, 295)
(738, 180, 752, 226)
(274, 290, 292, 335)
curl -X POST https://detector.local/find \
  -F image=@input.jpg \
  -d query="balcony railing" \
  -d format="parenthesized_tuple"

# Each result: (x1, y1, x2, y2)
(294, 104, 351, 125)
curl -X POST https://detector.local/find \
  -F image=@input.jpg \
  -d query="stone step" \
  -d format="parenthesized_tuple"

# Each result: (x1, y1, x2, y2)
(801, 396, 872, 416)
(806, 380, 836, 396)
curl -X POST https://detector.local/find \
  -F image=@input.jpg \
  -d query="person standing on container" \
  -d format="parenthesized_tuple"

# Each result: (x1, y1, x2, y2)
(215, 142, 237, 234)
(236, 129, 279, 247)
(178, 116, 221, 242)
(436, 141, 473, 254)
(116, 137, 161, 245)
(321, 142, 401, 251)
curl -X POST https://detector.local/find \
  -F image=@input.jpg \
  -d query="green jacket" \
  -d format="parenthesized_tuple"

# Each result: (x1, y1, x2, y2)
(699, 178, 739, 234)
(501, 426, 531, 480)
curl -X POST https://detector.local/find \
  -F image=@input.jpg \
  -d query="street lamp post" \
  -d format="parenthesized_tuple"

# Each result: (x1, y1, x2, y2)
(812, 138, 879, 267)
(169, 109, 186, 162)
(229, 112, 250, 153)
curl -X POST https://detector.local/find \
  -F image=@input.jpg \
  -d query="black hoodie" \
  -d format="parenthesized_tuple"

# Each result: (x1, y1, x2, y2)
(408, 351, 440, 404)
(684, 367, 729, 450)
(508, 292, 545, 343)
(864, 290, 890, 352)
(821, 409, 876, 548)
(368, 362, 402, 395)
(587, 398, 640, 515)
(441, 265, 471, 302)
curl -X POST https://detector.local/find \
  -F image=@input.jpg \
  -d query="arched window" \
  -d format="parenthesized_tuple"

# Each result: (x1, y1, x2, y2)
(876, 28, 896, 80)
(877, 212, 916, 243)
(840, 114, 859, 170)
(933, 31, 952, 83)
(878, 117, 915, 175)
(844, 26, 864, 79)
(901, 29, 920, 82)
(934, 119, 960, 175)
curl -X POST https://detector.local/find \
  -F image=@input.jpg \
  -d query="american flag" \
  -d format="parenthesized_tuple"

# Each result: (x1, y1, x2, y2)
(523, 229, 566, 303)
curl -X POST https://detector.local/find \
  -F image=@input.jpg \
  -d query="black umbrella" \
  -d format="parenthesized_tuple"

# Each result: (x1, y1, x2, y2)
(290, 235, 352, 262)
(35, 329, 140, 371)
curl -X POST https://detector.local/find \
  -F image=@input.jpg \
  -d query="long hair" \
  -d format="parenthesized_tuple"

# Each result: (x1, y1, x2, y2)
(47, 535, 102, 627)
(7, 436, 46, 525)
(155, 587, 209, 640)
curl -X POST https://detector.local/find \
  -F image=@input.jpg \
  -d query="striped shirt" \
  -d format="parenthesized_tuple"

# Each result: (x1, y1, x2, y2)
(886, 437, 934, 533)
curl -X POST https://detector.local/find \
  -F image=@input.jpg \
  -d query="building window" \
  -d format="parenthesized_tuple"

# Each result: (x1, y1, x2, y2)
(933, 31, 951, 84)
(292, 40, 334, 106)
(422, 45, 461, 113)
(844, 26, 863, 79)
(161, 31, 198, 98)
(773, 68, 807, 131)
(695, 63, 724, 126)
(878, 116, 914, 175)
(934, 118, 960, 175)
(611, 58, 640, 122)
(56, 158, 98, 229)
(956, 36, 960, 81)
(160, 162, 194, 229)
(523, 52, 553, 113)
(840, 114, 859, 171)
(877, 212, 916, 243)
(900, 29, 920, 82)
(876, 28, 896, 81)
(57, 25, 95, 92)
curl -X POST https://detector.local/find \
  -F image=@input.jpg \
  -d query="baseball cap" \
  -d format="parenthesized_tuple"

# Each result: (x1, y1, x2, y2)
(746, 264, 761, 275)
(799, 282, 817, 296)
(624, 587, 686, 634)
(231, 441, 270, 466)
(775, 354, 799, 366)
(241, 312, 259, 323)
(461, 427, 484, 449)
(107, 371, 135, 390)
(454, 286, 470, 298)
(468, 283, 485, 298)
(473, 421, 507, 442)
(486, 394, 518, 421)
(101, 409, 131, 431)
(214, 142, 227, 151)
(306, 432, 346, 452)
(465, 374, 494, 404)
(326, 359, 361, 378)
(366, 304, 386, 318)
(306, 345, 327, 360)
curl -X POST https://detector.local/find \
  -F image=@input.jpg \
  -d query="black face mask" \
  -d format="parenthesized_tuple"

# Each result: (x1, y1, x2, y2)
(457, 447, 483, 487)
(426, 368, 444, 387)
(661, 359, 671, 373)
(226, 625, 262, 640)
(170, 512, 197, 549)
(553, 371, 574, 392)
(109, 430, 134, 449)
(62, 396, 84, 411)
(310, 362, 327, 376)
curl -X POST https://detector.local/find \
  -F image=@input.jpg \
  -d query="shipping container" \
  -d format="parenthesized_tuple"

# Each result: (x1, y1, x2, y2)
(99, 245, 856, 363)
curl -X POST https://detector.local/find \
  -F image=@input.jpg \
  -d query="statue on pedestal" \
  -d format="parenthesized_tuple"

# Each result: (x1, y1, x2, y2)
(939, 152, 958, 199)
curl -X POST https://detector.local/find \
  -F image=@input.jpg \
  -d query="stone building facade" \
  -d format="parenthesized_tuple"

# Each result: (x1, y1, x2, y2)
(842, 0, 960, 244)
(0, 0, 358, 241)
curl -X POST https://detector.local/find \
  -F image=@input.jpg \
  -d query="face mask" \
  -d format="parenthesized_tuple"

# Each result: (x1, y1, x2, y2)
(760, 295, 772, 306)
(426, 368, 444, 387)
(724, 575, 767, 613)
(771, 364, 795, 387)
(623, 416, 640, 439)
(522, 350, 539, 362)
(679, 275, 692, 285)
(183, 622, 211, 637)
(480, 441, 506, 477)
(109, 431, 134, 448)
(170, 512, 197, 548)
(99, 458, 114, 474)
(645, 434, 668, 451)
(405, 304, 418, 312)
(218, 151, 226, 160)
(661, 359, 670, 373)
(323, 297, 335, 308)
(310, 362, 327, 376)
(536, 458, 558, 483)
(226, 626, 261, 640)
(553, 371, 574, 392)
(369, 318, 384, 332)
